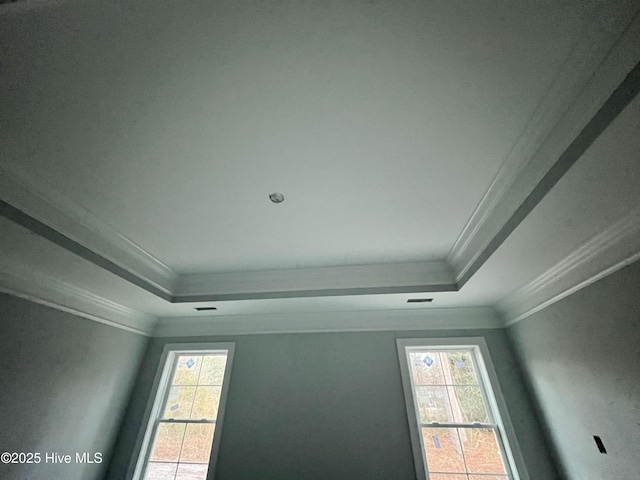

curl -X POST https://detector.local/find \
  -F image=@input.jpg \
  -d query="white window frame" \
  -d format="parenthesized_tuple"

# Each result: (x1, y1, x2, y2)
(396, 337, 529, 480)
(128, 342, 235, 480)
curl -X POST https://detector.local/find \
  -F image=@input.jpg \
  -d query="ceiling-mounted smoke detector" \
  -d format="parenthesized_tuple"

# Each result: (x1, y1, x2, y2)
(269, 192, 285, 203)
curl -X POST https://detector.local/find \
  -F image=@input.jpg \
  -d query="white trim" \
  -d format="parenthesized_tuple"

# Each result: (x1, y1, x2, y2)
(449, 6, 640, 282)
(499, 207, 640, 326)
(0, 163, 177, 295)
(175, 261, 456, 298)
(1, 163, 457, 303)
(0, 257, 155, 336)
(128, 343, 235, 480)
(396, 341, 430, 480)
(153, 307, 502, 337)
(396, 337, 529, 480)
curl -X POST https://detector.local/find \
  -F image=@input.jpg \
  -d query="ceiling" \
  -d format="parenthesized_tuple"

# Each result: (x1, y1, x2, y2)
(1, 0, 639, 336)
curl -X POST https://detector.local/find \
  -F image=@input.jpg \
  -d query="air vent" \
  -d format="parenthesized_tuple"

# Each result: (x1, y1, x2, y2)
(407, 298, 433, 303)
(194, 307, 218, 311)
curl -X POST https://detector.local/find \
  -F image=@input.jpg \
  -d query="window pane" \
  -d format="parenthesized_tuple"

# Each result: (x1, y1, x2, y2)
(402, 345, 519, 480)
(460, 428, 507, 474)
(136, 348, 232, 480)
(453, 386, 489, 423)
(150, 423, 186, 462)
(410, 352, 446, 385)
(191, 386, 222, 419)
(173, 356, 203, 385)
(415, 386, 454, 423)
(179, 423, 216, 463)
(199, 355, 226, 385)
(163, 386, 196, 419)
(422, 427, 465, 473)
(175, 463, 209, 480)
(469, 476, 508, 480)
(429, 475, 468, 480)
(144, 462, 177, 480)
(446, 351, 478, 385)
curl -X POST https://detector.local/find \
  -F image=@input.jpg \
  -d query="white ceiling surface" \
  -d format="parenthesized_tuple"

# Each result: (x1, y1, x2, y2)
(1, 0, 640, 330)
(1, 0, 604, 272)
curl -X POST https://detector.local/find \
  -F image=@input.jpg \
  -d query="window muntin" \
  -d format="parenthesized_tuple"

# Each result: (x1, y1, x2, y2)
(133, 345, 234, 480)
(398, 340, 523, 480)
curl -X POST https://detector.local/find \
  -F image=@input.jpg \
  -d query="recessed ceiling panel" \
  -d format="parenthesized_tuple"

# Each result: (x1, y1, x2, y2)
(0, 0, 608, 272)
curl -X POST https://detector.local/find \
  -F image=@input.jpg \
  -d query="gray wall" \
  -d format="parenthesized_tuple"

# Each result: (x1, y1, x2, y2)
(0, 294, 149, 480)
(507, 260, 640, 480)
(107, 328, 558, 480)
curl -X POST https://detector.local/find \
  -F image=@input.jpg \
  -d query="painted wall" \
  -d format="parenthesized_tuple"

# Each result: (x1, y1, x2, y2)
(0, 294, 149, 480)
(107, 328, 559, 479)
(507, 260, 640, 480)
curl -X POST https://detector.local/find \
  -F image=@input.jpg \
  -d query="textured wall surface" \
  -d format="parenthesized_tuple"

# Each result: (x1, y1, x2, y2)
(0, 294, 149, 480)
(508, 260, 640, 480)
(107, 328, 558, 479)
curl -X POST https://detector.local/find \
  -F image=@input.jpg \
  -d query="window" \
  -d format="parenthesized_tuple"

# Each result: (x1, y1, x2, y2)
(397, 338, 527, 480)
(131, 343, 235, 480)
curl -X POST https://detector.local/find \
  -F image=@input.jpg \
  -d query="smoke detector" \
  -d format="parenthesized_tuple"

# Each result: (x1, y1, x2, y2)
(269, 192, 285, 203)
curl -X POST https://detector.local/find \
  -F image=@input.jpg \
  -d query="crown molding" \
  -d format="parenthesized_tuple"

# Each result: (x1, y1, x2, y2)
(0, 165, 459, 302)
(153, 307, 502, 337)
(2, 6, 639, 316)
(173, 261, 457, 302)
(449, 6, 640, 285)
(0, 163, 177, 297)
(0, 258, 156, 336)
(498, 207, 640, 326)
(0, 178, 459, 301)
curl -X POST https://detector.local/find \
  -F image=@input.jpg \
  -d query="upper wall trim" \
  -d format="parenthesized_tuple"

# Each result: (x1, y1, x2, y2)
(173, 283, 458, 303)
(174, 261, 457, 301)
(0, 182, 459, 300)
(153, 307, 503, 337)
(0, 200, 174, 301)
(458, 58, 640, 287)
(0, 257, 155, 336)
(0, 164, 177, 297)
(449, 7, 640, 285)
(498, 206, 640, 326)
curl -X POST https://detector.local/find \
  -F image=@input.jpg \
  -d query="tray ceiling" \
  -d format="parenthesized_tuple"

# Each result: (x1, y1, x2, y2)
(1, 0, 639, 335)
